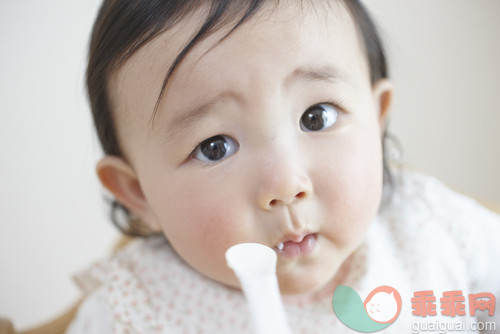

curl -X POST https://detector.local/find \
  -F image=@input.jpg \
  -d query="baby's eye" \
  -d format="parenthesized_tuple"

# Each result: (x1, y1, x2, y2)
(300, 103, 339, 131)
(192, 135, 239, 163)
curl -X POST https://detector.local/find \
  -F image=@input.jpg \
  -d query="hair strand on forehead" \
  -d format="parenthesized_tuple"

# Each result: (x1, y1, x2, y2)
(150, 0, 266, 128)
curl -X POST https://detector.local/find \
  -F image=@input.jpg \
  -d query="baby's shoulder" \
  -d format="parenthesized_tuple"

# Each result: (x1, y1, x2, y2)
(71, 236, 249, 333)
(384, 168, 499, 228)
(73, 236, 176, 293)
(378, 169, 500, 289)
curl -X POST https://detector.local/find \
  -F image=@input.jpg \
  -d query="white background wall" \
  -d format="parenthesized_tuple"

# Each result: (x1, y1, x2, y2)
(0, 0, 499, 330)
(364, 0, 500, 210)
(0, 0, 119, 330)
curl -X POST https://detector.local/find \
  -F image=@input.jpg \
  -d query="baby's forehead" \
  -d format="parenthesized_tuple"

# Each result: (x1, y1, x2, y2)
(111, 0, 357, 82)
(109, 0, 364, 136)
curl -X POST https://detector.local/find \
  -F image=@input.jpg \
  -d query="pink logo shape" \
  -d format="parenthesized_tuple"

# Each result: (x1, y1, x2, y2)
(363, 285, 402, 324)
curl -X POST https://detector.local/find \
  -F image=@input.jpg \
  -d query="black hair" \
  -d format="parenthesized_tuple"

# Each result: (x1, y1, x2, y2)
(87, 0, 395, 236)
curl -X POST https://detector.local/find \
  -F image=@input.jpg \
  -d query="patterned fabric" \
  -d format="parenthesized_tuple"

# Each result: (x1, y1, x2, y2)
(66, 170, 500, 333)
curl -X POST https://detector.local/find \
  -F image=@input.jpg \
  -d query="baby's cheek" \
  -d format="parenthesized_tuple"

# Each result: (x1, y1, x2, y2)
(164, 187, 244, 251)
(187, 207, 239, 245)
(166, 191, 250, 287)
(317, 142, 382, 243)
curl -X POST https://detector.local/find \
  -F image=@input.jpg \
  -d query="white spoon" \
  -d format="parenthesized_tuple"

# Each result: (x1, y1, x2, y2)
(226, 243, 292, 334)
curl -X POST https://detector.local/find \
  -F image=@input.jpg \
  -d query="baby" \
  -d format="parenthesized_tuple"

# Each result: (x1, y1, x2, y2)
(67, 0, 500, 333)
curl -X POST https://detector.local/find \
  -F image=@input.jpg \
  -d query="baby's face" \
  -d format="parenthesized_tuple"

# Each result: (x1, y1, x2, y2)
(108, 2, 390, 297)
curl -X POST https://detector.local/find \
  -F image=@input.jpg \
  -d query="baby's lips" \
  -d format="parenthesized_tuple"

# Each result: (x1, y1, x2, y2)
(273, 233, 318, 258)
(273, 229, 317, 247)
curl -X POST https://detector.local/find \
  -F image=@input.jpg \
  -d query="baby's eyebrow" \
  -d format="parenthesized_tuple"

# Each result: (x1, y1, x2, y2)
(163, 65, 345, 138)
(283, 65, 346, 89)
(164, 91, 239, 139)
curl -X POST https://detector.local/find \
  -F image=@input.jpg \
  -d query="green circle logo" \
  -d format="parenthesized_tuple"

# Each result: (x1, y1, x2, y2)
(333, 285, 402, 332)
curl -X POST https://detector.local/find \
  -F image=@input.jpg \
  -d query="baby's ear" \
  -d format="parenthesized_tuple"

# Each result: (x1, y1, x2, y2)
(372, 79, 394, 134)
(96, 156, 161, 232)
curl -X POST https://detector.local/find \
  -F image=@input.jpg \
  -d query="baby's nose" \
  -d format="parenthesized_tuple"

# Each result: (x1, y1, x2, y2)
(256, 159, 313, 211)
(268, 191, 308, 207)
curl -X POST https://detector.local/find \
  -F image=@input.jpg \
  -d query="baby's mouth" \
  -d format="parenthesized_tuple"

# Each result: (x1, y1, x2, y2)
(274, 233, 318, 258)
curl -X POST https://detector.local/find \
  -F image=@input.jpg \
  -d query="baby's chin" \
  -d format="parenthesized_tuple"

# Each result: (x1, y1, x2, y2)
(279, 263, 344, 304)
(280, 274, 339, 304)
(279, 244, 349, 302)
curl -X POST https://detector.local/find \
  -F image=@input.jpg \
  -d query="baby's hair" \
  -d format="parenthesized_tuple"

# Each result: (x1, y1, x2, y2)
(87, 0, 395, 236)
